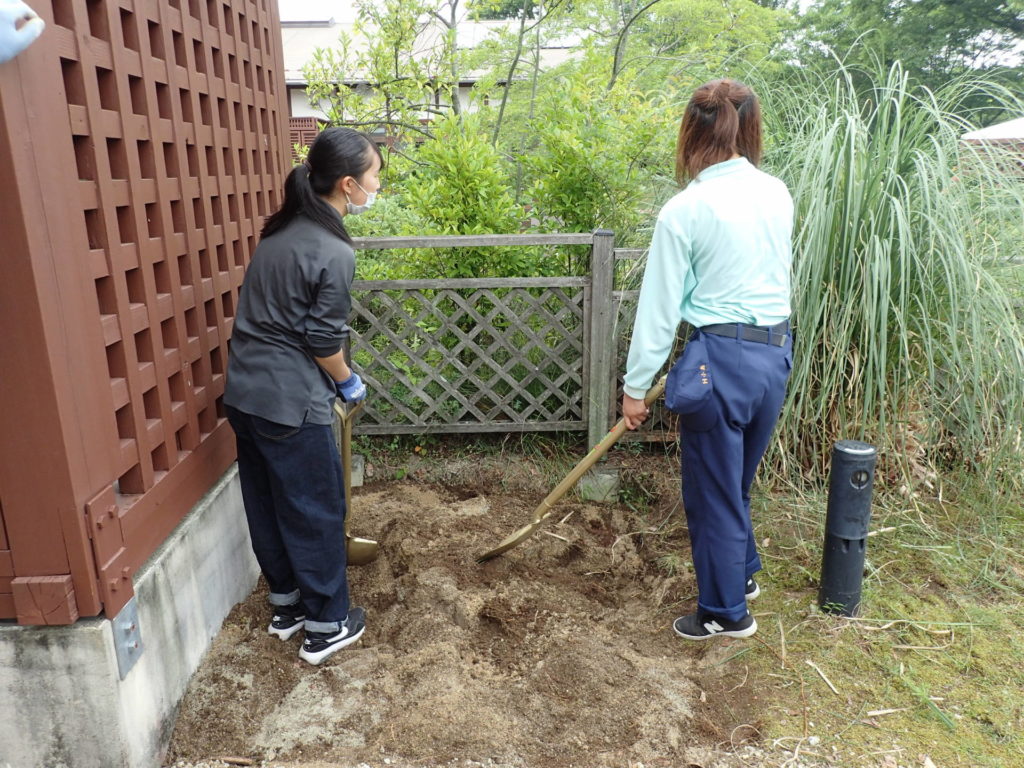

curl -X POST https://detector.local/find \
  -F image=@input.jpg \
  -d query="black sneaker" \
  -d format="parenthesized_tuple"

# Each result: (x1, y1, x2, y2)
(298, 606, 366, 665)
(745, 577, 761, 601)
(268, 602, 306, 641)
(673, 611, 757, 640)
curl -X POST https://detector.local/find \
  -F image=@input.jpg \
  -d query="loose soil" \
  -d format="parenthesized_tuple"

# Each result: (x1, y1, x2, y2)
(166, 454, 770, 768)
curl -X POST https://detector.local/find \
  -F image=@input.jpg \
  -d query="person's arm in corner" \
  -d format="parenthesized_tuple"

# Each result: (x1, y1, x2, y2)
(622, 209, 692, 428)
(0, 1, 45, 64)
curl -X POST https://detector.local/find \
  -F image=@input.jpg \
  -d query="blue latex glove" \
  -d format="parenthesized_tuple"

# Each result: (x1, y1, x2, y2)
(335, 372, 366, 403)
(0, 1, 44, 64)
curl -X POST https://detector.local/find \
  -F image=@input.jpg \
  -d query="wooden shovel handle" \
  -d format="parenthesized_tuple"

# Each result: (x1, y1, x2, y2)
(529, 375, 666, 525)
(334, 400, 364, 536)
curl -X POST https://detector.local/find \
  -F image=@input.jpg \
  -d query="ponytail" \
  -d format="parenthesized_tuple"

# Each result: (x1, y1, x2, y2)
(675, 79, 762, 183)
(708, 80, 740, 156)
(261, 163, 349, 242)
(261, 127, 382, 243)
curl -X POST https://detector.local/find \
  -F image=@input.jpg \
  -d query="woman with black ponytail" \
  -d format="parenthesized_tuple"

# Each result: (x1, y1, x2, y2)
(622, 80, 794, 641)
(225, 127, 381, 665)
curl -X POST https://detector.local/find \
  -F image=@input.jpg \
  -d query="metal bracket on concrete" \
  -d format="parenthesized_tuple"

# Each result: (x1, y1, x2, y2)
(111, 597, 143, 679)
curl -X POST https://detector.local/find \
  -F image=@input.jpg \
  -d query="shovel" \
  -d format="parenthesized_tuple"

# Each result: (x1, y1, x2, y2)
(334, 399, 379, 566)
(477, 375, 667, 563)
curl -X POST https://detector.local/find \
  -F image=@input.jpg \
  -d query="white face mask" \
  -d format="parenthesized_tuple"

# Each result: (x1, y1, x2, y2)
(346, 180, 377, 215)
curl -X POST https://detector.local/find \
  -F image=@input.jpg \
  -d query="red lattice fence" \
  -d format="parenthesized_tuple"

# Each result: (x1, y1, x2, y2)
(0, 0, 289, 624)
(288, 115, 321, 160)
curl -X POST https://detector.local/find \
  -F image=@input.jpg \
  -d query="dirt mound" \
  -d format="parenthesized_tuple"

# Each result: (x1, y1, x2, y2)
(167, 465, 762, 767)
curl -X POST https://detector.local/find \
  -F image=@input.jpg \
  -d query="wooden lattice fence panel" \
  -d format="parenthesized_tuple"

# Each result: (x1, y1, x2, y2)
(64, 0, 288, 612)
(288, 115, 321, 159)
(342, 232, 674, 445)
(350, 278, 588, 434)
(613, 259, 678, 442)
(0, 0, 289, 622)
(58, 0, 288, 485)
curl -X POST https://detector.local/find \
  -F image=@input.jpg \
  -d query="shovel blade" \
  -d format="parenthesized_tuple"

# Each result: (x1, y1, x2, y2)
(347, 535, 379, 566)
(477, 375, 667, 565)
(476, 522, 539, 564)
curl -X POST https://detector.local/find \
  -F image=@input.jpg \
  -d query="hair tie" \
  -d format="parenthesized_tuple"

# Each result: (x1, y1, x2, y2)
(712, 80, 733, 107)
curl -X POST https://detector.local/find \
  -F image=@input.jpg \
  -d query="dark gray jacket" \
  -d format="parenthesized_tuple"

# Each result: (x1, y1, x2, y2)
(224, 214, 355, 427)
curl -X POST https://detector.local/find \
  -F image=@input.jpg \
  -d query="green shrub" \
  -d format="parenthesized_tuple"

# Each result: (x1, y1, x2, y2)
(401, 114, 550, 278)
(519, 64, 677, 270)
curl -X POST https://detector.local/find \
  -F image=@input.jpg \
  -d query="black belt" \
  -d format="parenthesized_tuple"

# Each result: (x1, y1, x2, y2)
(701, 321, 789, 347)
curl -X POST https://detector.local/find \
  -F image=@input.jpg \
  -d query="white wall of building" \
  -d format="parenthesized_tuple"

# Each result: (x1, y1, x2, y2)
(289, 86, 328, 119)
(278, 7, 577, 123)
(287, 84, 485, 120)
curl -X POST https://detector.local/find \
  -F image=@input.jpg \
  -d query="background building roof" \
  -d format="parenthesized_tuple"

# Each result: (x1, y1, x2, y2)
(962, 117, 1024, 142)
(280, 13, 577, 86)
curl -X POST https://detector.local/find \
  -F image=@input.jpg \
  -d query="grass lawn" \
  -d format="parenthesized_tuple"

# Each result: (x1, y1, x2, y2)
(735, 476, 1024, 767)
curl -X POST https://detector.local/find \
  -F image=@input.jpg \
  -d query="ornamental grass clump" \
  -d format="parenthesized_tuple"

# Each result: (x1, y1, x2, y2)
(759, 64, 1024, 485)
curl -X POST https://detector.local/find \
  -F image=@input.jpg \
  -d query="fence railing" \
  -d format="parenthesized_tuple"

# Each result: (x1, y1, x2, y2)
(349, 232, 676, 450)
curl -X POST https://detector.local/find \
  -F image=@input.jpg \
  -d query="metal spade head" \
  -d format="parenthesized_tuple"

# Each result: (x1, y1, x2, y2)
(336, 399, 379, 567)
(347, 535, 379, 566)
(476, 522, 539, 564)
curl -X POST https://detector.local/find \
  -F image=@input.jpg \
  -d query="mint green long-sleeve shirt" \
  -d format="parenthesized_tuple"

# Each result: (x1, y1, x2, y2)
(623, 157, 794, 400)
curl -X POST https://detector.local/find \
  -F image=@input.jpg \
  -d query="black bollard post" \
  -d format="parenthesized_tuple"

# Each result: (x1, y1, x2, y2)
(818, 440, 877, 616)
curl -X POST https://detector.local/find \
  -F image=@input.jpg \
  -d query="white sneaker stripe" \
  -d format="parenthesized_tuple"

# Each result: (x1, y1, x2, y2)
(705, 621, 723, 633)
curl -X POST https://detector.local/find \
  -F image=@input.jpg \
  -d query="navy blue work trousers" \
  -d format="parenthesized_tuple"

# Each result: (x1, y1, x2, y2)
(226, 405, 350, 633)
(679, 328, 792, 621)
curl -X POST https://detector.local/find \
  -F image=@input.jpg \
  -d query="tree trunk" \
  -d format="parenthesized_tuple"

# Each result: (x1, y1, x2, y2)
(608, 0, 667, 90)
(491, 0, 532, 146)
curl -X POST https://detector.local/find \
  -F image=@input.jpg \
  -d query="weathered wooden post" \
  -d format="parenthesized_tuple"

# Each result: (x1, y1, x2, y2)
(587, 229, 616, 452)
(580, 229, 619, 502)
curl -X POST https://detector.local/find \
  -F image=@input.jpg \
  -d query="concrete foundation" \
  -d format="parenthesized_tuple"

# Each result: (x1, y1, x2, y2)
(0, 465, 259, 768)
(350, 453, 365, 488)
(579, 466, 621, 503)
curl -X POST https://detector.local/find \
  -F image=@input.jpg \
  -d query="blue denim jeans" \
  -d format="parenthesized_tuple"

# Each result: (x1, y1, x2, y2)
(226, 406, 350, 633)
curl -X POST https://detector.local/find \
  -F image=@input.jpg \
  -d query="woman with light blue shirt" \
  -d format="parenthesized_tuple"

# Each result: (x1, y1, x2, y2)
(622, 79, 794, 640)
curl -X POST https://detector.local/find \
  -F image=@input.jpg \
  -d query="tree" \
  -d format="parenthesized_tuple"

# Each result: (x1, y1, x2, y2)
(519, 63, 679, 254)
(469, 0, 538, 18)
(797, 0, 1024, 93)
(484, 0, 573, 145)
(629, 0, 787, 85)
(303, 0, 465, 144)
(553, 0, 788, 91)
